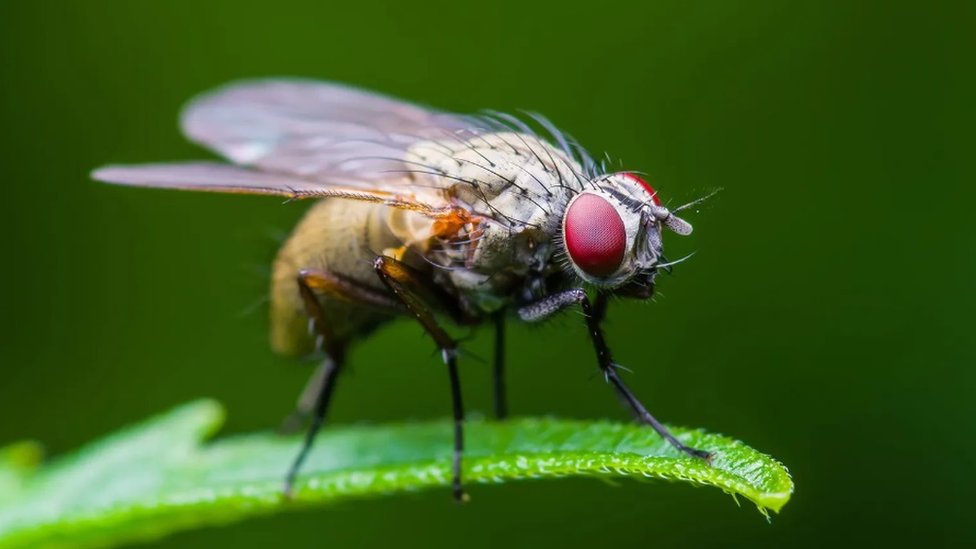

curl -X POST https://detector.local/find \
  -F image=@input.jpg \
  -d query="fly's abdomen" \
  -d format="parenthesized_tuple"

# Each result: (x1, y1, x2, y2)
(270, 199, 400, 357)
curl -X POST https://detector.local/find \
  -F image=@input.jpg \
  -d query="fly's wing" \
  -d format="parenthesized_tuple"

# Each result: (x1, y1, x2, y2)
(93, 162, 326, 196)
(93, 79, 475, 208)
(181, 79, 471, 183)
(91, 161, 455, 217)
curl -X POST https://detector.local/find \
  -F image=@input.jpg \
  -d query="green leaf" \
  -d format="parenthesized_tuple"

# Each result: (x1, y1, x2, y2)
(0, 401, 792, 548)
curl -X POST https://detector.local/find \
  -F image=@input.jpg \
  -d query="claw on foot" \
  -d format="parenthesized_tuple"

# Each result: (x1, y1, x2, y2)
(281, 478, 300, 502)
(680, 444, 714, 464)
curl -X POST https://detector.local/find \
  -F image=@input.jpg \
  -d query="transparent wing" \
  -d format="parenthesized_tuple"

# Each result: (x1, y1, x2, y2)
(179, 78, 472, 184)
(92, 79, 591, 223)
(92, 161, 455, 215)
(92, 162, 326, 196)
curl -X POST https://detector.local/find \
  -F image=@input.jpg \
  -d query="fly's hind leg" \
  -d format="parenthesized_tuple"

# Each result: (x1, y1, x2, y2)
(279, 360, 329, 434)
(279, 268, 400, 433)
(373, 256, 469, 502)
(518, 289, 712, 462)
(282, 267, 399, 498)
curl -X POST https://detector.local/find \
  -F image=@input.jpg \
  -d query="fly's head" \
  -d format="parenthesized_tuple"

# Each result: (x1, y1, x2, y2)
(560, 173, 694, 299)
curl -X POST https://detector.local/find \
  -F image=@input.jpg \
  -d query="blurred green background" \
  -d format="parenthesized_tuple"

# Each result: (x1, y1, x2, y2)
(1, 0, 973, 547)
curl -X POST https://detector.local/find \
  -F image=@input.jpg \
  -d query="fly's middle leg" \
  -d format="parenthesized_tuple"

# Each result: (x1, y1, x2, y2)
(517, 289, 712, 462)
(374, 256, 469, 502)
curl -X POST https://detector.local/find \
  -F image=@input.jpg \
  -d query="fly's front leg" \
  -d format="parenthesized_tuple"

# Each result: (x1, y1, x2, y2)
(282, 268, 399, 497)
(518, 289, 712, 461)
(374, 256, 469, 502)
(587, 292, 642, 421)
(592, 291, 609, 325)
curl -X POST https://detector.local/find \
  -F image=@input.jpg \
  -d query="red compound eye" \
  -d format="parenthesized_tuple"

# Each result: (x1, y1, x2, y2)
(623, 173, 661, 206)
(563, 193, 627, 278)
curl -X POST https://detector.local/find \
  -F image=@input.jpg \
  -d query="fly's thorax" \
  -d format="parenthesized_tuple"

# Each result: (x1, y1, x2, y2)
(406, 132, 580, 231)
(434, 226, 557, 315)
(406, 132, 581, 301)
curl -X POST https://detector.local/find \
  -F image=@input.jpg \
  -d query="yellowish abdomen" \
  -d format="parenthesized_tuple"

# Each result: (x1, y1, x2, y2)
(270, 199, 403, 357)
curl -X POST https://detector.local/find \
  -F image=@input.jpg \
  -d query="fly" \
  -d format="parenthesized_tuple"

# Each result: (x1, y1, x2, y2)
(92, 79, 713, 502)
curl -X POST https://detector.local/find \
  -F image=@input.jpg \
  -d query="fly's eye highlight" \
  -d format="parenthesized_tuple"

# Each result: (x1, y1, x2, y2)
(563, 193, 627, 278)
(623, 173, 661, 206)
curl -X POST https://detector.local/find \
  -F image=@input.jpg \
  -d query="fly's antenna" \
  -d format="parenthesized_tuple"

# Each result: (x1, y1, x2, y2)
(643, 188, 722, 236)
(673, 188, 723, 214)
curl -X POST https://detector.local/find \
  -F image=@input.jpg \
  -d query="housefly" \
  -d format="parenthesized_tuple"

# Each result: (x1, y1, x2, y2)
(92, 79, 712, 501)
